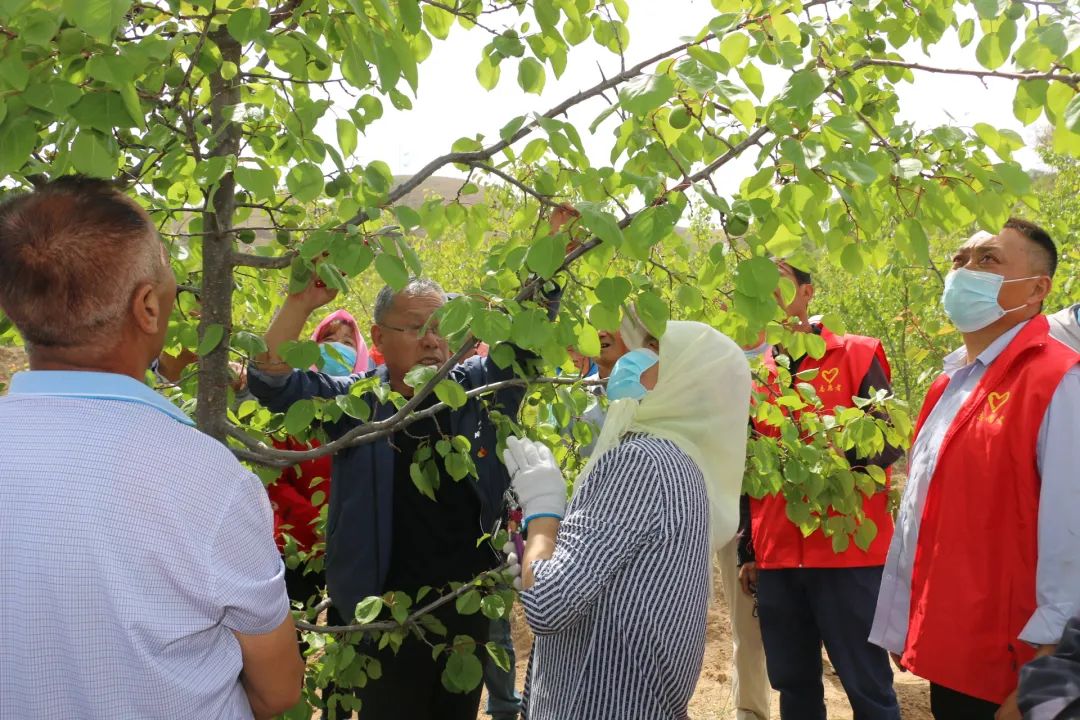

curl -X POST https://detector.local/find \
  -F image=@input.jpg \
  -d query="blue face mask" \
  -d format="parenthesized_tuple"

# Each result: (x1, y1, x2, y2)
(320, 341, 357, 376)
(743, 340, 770, 360)
(941, 268, 1037, 333)
(606, 348, 659, 401)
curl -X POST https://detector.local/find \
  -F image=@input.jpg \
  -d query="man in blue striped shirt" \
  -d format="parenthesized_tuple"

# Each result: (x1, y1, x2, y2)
(0, 176, 304, 719)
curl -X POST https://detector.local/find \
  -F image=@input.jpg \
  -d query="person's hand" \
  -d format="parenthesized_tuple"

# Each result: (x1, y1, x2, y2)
(738, 562, 758, 597)
(287, 273, 338, 312)
(502, 437, 567, 525)
(501, 540, 523, 591)
(889, 652, 907, 673)
(994, 690, 1020, 720)
(549, 203, 581, 254)
(229, 361, 248, 392)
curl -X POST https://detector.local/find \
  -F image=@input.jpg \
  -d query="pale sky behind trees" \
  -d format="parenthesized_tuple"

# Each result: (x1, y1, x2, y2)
(328, 0, 1046, 196)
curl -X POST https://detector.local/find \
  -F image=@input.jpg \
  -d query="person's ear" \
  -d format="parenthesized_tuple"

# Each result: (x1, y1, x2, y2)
(131, 282, 163, 335)
(802, 284, 815, 306)
(371, 323, 383, 349)
(1030, 276, 1052, 304)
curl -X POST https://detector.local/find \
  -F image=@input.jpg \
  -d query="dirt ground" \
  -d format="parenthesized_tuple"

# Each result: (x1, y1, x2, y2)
(0, 345, 26, 387)
(482, 572, 931, 720)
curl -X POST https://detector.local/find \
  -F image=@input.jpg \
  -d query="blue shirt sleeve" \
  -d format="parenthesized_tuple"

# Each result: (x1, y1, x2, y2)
(1023, 365, 1080, 645)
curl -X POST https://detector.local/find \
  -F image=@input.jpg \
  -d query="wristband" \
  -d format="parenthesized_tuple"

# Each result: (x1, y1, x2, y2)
(523, 512, 564, 531)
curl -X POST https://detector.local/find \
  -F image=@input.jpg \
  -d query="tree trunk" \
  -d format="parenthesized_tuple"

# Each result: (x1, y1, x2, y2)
(196, 31, 242, 439)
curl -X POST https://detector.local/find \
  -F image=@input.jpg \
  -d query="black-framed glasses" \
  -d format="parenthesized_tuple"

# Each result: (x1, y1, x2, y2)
(378, 321, 444, 340)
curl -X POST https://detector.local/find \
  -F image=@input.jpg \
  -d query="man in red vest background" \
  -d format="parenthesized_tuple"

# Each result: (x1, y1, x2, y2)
(739, 260, 902, 719)
(869, 219, 1080, 720)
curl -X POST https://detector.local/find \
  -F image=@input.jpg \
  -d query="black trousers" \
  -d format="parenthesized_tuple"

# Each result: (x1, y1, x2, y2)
(757, 566, 901, 720)
(930, 683, 1000, 720)
(325, 605, 490, 720)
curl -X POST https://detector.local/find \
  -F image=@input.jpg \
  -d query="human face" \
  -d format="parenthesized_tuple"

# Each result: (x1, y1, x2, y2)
(639, 337, 661, 391)
(596, 330, 629, 377)
(319, 321, 356, 349)
(774, 262, 813, 320)
(370, 292, 449, 392)
(950, 228, 1050, 316)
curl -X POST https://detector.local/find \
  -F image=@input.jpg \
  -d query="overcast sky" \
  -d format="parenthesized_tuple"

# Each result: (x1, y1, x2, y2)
(327, 0, 1046, 196)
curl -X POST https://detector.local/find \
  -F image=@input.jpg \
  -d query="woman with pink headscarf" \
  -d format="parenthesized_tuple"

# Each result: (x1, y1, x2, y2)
(269, 309, 371, 607)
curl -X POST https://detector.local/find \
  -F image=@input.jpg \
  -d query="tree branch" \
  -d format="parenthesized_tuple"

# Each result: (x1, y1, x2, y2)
(229, 376, 605, 466)
(294, 561, 512, 634)
(467, 161, 560, 208)
(849, 58, 1080, 89)
(232, 250, 297, 269)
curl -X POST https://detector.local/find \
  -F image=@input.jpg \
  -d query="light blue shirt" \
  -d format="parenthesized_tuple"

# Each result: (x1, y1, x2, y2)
(870, 321, 1080, 652)
(0, 371, 289, 719)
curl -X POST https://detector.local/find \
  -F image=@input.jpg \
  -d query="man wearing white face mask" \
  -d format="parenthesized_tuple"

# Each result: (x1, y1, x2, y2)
(869, 218, 1080, 720)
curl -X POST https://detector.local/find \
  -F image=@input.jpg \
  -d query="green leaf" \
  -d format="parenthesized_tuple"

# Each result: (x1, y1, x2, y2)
(0, 116, 35, 176)
(454, 589, 482, 615)
(197, 323, 225, 356)
(70, 91, 138, 132)
(1065, 94, 1080, 134)
(635, 290, 668, 339)
(434, 379, 468, 409)
(480, 593, 506, 620)
(476, 55, 501, 91)
(398, 0, 421, 34)
(354, 596, 383, 624)
(517, 57, 545, 95)
(235, 166, 277, 200)
(226, 7, 270, 43)
(485, 642, 511, 672)
(337, 118, 358, 157)
(975, 31, 1008, 70)
(780, 70, 825, 107)
(70, 131, 118, 178)
(577, 204, 623, 247)
(594, 276, 632, 307)
(375, 253, 409, 290)
(284, 399, 317, 435)
(525, 233, 563, 279)
(841, 244, 865, 274)
(232, 330, 267, 356)
(286, 163, 324, 203)
(62, 0, 130, 39)
(854, 516, 878, 551)
(19, 10, 60, 46)
(619, 72, 675, 115)
(719, 33, 749, 67)
(281, 339, 321, 369)
(443, 651, 483, 693)
(733, 257, 780, 299)
(22, 81, 81, 113)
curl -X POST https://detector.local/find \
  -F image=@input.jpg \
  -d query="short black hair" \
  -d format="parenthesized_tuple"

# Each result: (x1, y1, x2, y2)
(1004, 217, 1057, 277)
(788, 264, 812, 286)
(772, 257, 812, 286)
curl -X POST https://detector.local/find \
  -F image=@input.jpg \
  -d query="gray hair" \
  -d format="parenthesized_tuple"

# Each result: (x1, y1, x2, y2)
(373, 277, 446, 324)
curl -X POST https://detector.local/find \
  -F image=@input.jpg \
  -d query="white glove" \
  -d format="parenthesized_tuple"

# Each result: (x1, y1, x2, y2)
(502, 436, 567, 527)
(501, 541, 523, 591)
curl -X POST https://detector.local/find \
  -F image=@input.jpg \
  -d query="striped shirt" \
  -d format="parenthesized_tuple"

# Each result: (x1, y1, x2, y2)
(0, 371, 290, 719)
(520, 434, 711, 719)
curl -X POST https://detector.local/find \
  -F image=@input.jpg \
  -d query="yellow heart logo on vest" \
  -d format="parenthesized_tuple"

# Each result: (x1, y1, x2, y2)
(821, 368, 839, 385)
(988, 391, 1010, 414)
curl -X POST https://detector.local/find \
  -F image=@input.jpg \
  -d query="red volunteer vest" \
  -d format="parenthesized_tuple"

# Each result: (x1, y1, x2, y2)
(750, 327, 895, 569)
(268, 437, 332, 554)
(902, 315, 1080, 703)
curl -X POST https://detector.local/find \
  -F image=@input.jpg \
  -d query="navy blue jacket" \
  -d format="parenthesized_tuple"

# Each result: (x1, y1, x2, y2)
(248, 356, 528, 618)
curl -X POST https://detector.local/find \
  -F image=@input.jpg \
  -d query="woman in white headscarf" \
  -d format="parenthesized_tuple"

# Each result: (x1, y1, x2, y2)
(502, 321, 751, 720)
